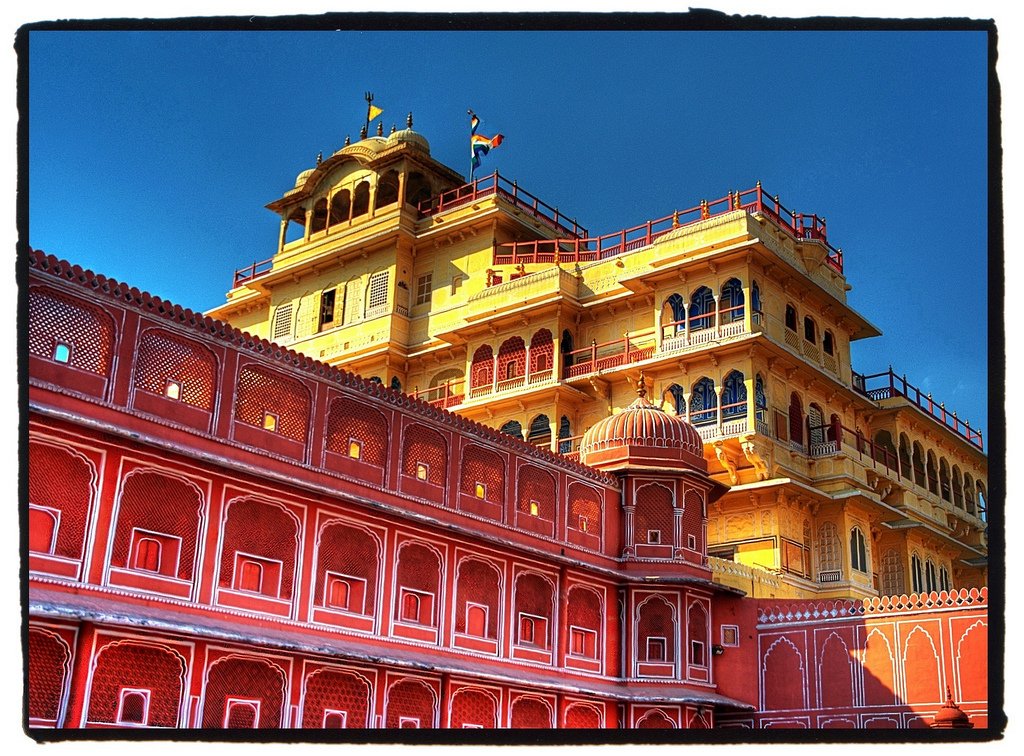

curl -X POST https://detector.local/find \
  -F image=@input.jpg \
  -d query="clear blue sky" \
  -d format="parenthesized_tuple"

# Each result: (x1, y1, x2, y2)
(27, 29, 990, 442)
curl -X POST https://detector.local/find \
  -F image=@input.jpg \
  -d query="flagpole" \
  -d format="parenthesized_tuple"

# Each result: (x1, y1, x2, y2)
(468, 108, 475, 181)
(365, 91, 374, 138)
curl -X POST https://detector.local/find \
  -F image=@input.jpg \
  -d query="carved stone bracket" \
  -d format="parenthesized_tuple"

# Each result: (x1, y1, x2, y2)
(739, 433, 772, 481)
(713, 441, 738, 484)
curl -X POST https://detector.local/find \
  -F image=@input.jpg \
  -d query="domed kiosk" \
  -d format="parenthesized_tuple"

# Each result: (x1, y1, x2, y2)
(580, 374, 728, 565)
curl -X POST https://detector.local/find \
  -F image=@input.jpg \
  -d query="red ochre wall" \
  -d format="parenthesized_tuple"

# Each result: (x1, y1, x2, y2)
(715, 590, 988, 729)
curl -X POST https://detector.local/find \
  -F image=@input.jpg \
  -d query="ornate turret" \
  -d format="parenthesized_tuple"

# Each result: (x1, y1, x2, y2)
(930, 688, 974, 729)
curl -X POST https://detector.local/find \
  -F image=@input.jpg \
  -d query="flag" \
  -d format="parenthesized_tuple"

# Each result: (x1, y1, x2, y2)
(368, 104, 383, 122)
(468, 110, 503, 179)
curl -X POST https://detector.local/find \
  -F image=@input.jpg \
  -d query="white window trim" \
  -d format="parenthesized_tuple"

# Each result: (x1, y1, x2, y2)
(116, 687, 151, 726)
(130, 527, 183, 576)
(224, 698, 261, 728)
(323, 571, 368, 614)
(28, 503, 61, 554)
(233, 551, 284, 597)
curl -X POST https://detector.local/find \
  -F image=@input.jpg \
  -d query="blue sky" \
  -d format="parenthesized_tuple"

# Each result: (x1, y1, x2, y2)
(27, 28, 991, 444)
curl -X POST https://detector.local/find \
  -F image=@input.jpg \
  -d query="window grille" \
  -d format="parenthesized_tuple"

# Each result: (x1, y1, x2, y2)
(454, 559, 500, 638)
(458, 446, 503, 502)
(219, 499, 298, 599)
(721, 278, 745, 322)
(301, 669, 371, 728)
(87, 642, 185, 727)
(28, 440, 93, 560)
(272, 304, 293, 341)
(384, 679, 436, 729)
(319, 290, 337, 330)
(688, 602, 709, 667)
(470, 345, 494, 390)
(117, 690, 149, 725)
(510, 697, 552, 728)
(28, 628, 70, 723)
(133, 330, 217, 411)
(395, 542, 441, 624)
(566, 586, 602, 657)
(234, 365, 311, 443)
(689, 378, 717, 426)
(568, 485, 601, 534)
(818, 522, 842, 575)
(313, 522, 378, 613)
(565, 703, 602, 728)
(366, 271, 390, 312)
(513, 573, 553, 647)
(911, 553, 924, 593)
(201, 656, 286, 728)
(325, 398, 388, 466)
(111, 470, 202, 581)
(29, 288, 115, 375)
(497, 337, 526, 382)
(880, 548, 905, 596)
(528, 329, 554, 375)
(925, 560, 937, 593)
(850, 527, 868, 573)
(939, 566, 951, 592)
(415, 274, 433, 306)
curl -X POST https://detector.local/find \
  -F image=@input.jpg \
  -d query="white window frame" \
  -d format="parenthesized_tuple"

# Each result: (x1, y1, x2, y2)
(646, 636, 667, 662)
(721, 624, 740, 648)
(116, 687, 151, 726)
(647, 529, 662, 545)
(464, 601, 490, 637)
(322, 709, 348, 728)
(568, 625, 598, 659)
(323, 571, 368, 614)
(28, 503, 61, 554)
(224, 698, 261, 728)
(130, 527, 183, 576)
(52, 341, 72, 363)
(398, 716, 420, 729)
(233, 551, 284, 597)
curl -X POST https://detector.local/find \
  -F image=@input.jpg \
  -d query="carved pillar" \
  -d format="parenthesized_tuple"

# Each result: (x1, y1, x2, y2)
(654, 306, 664, 349)
(713, 294, 721, 336)
(303, 208, 312, 242)
(277, 217, 288, 253)
(623, 505, 636, 557)
(715, 384, 724, 434)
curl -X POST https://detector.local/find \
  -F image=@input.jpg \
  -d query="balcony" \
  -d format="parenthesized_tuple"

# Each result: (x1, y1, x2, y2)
(852, 368, 984, 450)
(494, 183, 844, 273)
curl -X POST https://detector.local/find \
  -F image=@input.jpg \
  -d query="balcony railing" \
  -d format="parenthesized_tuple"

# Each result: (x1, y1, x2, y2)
(852, 368, 983, 450)
(417, 171, 587, 238)
(494, 183, 844, 273)
(409, 379, 465, 409)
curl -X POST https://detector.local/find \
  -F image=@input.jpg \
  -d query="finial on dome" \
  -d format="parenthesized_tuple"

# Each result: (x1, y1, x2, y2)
(636, 371, 648, 398)
(407, 111, 413, 128)
(360, 125, 368, 140)
(377, 120, 384, 136)
(344, 135, 351, 146)
(390, 123, 397, 134)
(316, 151, 322, 166)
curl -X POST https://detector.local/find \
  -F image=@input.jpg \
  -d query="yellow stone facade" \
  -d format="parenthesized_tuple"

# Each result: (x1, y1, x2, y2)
(208, 125, 988, 600)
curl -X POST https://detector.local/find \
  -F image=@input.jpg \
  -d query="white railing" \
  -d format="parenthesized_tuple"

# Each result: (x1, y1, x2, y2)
(809, 441, 838, 457)
(818, 569, 844, 583)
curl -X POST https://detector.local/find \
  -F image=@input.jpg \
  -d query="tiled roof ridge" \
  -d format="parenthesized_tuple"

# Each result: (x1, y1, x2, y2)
(27, 248, 616, 486)
(755, 586, 987, 624)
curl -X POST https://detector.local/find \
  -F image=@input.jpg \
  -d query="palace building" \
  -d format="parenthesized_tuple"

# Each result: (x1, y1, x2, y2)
(24, 119, 991, 732)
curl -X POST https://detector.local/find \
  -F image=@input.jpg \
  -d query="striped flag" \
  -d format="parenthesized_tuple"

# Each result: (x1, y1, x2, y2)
(468, 110, 503, 179)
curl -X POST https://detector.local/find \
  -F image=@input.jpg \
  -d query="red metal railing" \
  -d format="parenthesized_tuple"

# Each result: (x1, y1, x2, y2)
(493, 184, 844, 273)
(809, 421, 901, 472)
(234, 257, 275, 286)
(409, 379, 465, 409)
(852, 368, 983, 450)
(417, 171, 587, 239)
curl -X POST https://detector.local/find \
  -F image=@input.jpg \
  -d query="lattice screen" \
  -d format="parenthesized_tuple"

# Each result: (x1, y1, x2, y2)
(637, 597, 675, 662)
(234, 365, 311, 443)
(384, 678, 436, 728)
(29, 287, 115, 375)
(133, 330, 217, 410)
(514, 572, 553, 619)
(219, 499, 299, 598)
(528, 330, 554, 374)
(470, 345, 494, 389)
(687, 601, 709, 651)
(300, 668, 371, 728)
(450, 688, 497, 728)
(459, 446, 505, 505)
(366, 271, 390, 311)
(634, 484, 673, 546)
(28, 628, 69, 722)
(402, 425, 447, 485)
(568, 484, 601, 533)
(325, 397, 388, 465)
(509, 696, 552, 728)
(87, 641, 185, 727)
(313, 522, 379, 611)
(566, 586, 602, 636)
(517, 466, 555, 519)
(497, 337, 526, 379)
(202, 656, 286, 728)
(682, 490, 704, 551)
(564, 703, 602, 728)
(395, 542, 441, 594)
(637, 710, 674, 728)
(28, 440, 94, 559)
(110, 470, 202, 579)
(454, 559, 501, 637)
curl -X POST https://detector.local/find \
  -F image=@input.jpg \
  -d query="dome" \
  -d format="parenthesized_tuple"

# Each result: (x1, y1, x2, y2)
(294, 168, 315, 187)
(579, 375, 706, 472)
(931, 689, 973, 728)
(386, 128, 430, 153)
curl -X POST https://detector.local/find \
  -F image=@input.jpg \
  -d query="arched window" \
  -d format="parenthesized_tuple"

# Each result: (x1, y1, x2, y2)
(937, 457, 950, 500)
(689, 377, 717, 426)
(558, 416, 572, 454)
(470, 344, 494, 392)
(964, 473, 976, 514)
(911, 552, 924, 593)
(754, 374, 767, 422)
(721, 371, 746, 420)
(529, 329, 553, 377)
(311, 197, 328, 234)
(405, 172, 431, 208)
(132, 538, 161, 573)
(284, 206, 305, 244)
(952, 466, 964, 509)
(667, 383, 686, 416)
(850, 527, 868, 573)
(352, 181, 370, 217)
(939, 565, 951, 592)
(789, 392, 804, 445)
(665, 293, 686, 330)
(560, 330, 575, 369)
(925, 559, 937, 593)
(497, 337, 526, 384)
(375, 170, 399, 209)
(912, 442, 926, 487)
(785, 304, 797, 331)
(527, 414, 551, 447)
(329, 189, 351, 226)
(803, 316, 816, 343)
(899, 434, 912, 481)
(823, 330, 835, 356)
(751, 281, 762, 319)
(499, 420, 523, 439)
(117, 689, 148, 725)
(808, 403, 825, 446)
(880, 548, 904, 596)
(721, 278, 744, 322)
(687, 602, 709, 667)
(689, 286, 715, 331)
